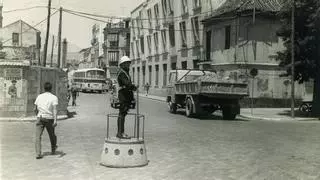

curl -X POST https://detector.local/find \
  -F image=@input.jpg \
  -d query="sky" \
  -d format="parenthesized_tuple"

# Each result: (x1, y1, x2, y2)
(2, 0, 144, 51)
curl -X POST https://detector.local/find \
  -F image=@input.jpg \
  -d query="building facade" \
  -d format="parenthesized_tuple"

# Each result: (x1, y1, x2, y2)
(0, 20, 41, 65)
(201, 0, 307, 101)
(130, 0, 224, 96)
(91, 23, 105, 69)
(78, 47, 95, 69)
(103, 19, 130, 79)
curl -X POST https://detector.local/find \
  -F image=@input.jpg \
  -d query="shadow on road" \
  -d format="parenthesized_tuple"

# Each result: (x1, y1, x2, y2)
(174, 111, 249, 121)
(42, 151, 66, 158)
(277, 110, 314, 118)
(67, 111, 77, 118)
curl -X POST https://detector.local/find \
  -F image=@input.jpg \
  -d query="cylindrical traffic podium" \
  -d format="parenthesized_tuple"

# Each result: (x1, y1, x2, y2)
(100, 113, 148, 168)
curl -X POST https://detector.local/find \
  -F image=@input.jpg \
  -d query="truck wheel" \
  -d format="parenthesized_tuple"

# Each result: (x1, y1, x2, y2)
(185, 99, 193, 117)
(168, 102, 177, 114)
(222, 106, 237, 120)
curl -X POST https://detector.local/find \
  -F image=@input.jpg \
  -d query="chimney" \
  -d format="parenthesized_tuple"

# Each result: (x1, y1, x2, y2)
(62, 38, 68, 68)
(0, 0, 3, 28)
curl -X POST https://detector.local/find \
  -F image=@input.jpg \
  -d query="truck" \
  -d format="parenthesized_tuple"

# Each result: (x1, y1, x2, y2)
(166, 69, 249, 120)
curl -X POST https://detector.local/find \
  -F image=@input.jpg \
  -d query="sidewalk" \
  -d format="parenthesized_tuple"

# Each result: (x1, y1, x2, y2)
(0, 115, 69, 122)
(138, 93, 319, 121)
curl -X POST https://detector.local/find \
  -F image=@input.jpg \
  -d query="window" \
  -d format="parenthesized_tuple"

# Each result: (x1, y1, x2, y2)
(107, 51, 119, 63)
(131, 42, 135, 58)
(225, 25, 231, 49)
(142, 66, 146, 85)
(137, 67, 140, 86)
(147, 35, 152, 55)
(140, 37, 145, 54)
(193, 0, 201, 8)
(162, 0, 168, 17)
(136, 41, 140, 58)
(139, 11, 143, 28)
(181, 61, 187, 69)
(147, 9, 152, 28)
(169, 24, 175, 47)
(161, 30, 167, 50)
(155, 65, 159, 86)
(154, 4, 160, 26)
(181, 0, 188, 14)
(154, 32, 159, 54)
(136, 18, 140, 36)
(171, 62, 176, 70)
(132, 68, 135, 83)
(191, 17, 200, 45)
(168, 0, 174, 14)
(12, 33, 19, 45)
(193, 60, 200, 69)
(163, 64, 167, 86)
(131, 21, 136, 37)
(108, 33, 119, 47)
(148, 65, 152, 85)
(179, 21, 187, 47)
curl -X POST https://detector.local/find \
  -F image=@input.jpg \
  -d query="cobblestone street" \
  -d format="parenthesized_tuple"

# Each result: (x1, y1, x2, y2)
(1, 93, 320, 180)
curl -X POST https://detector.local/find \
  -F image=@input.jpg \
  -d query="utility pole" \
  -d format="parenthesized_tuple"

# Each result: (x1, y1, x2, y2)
(57, 7, 62, 68)
(43, 0, 52, 67)
(291, 1, 295, 118)
(50, 35, 55, 67)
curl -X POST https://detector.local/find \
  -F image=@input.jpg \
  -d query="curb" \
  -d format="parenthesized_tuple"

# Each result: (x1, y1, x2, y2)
(0, 115, 69, 122)
(238, 114, 319, 121)
(138, 94, 166, 102)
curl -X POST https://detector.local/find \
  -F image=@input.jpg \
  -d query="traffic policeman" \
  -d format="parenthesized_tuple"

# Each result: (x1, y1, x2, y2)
(116, 56, 137, 139)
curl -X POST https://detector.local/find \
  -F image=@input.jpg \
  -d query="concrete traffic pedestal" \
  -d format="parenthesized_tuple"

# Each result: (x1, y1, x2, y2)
(100, 113, 148, 168)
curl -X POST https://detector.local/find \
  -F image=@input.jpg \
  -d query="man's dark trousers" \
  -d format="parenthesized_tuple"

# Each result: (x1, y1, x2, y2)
(35, 118, 57, 156)
(117, 103, 130, 135)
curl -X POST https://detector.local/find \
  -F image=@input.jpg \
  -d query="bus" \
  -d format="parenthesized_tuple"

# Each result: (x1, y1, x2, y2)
(72, 68, 107, 93)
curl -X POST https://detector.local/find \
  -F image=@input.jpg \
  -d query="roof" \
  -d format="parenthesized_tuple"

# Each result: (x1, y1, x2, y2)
(74, 68, 105, 72)
(2, 20, 40, 32)
(204, 0, 286, 21)
(79, 47, 91, 53)
(0, 60, 30, 66)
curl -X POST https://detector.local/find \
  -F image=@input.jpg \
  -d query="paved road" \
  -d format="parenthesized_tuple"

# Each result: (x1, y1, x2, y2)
(1, 93, 320, 180)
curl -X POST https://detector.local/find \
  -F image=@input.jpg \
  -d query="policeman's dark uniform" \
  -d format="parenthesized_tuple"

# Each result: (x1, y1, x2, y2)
(117, 68, 136, 137)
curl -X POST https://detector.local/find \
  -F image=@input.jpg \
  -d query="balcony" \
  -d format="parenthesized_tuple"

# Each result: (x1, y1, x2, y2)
(193, 6, 201, 15)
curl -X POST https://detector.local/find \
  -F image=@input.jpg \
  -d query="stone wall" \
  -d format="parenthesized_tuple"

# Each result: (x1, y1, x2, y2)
(0, 65, 68, 117)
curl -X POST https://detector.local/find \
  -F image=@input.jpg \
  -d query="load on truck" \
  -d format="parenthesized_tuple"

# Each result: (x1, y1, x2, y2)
(166, 69, 249, 120)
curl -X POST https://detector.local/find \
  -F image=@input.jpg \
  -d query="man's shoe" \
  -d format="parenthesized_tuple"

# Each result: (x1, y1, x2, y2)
(116, 133, 131, 139)
(51, 145, 58, 155)
(36, 155, 43, 159)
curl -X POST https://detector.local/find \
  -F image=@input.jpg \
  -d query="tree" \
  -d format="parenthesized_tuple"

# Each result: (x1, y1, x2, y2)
(276, 0, 320, 116)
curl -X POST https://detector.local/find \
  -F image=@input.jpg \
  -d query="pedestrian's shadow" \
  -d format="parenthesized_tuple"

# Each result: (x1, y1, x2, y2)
(42, 151, 67, 158)
(67, 111, 77, 118)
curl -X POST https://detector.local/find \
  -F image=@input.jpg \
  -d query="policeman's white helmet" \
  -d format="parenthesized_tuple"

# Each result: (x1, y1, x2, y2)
(119, 56, 131, 66)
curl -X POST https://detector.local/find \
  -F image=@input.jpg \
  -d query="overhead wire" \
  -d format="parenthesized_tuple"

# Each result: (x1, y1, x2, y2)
(63, 8, 267, 32)
(1, 9, 59, 44)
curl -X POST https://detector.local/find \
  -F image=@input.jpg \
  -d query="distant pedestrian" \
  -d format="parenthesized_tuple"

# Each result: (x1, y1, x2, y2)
(67, 84, 71, 104)
(145, 83, 150, 96)
(8, 80, 17, 98)
(71, 84, 77, 106)
(34, 82, 58, 159)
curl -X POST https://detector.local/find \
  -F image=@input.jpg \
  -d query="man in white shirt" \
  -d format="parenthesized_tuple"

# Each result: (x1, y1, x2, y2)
(34, 82, 58, 159)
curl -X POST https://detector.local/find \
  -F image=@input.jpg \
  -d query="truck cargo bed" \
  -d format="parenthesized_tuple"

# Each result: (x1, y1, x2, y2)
(174, 81, 248, 98)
